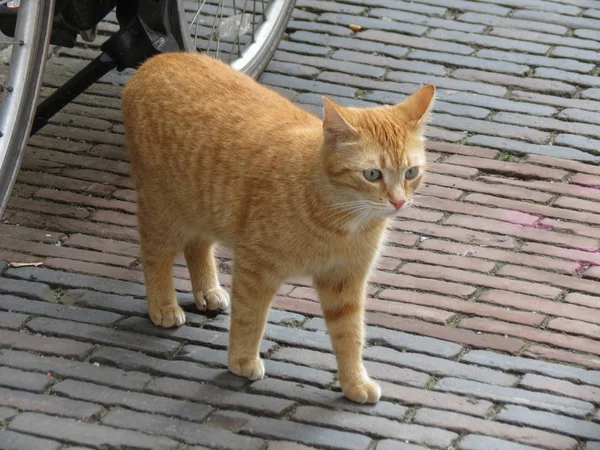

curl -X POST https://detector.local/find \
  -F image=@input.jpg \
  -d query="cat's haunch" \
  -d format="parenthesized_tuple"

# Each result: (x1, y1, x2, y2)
(122, 52, 435, 404)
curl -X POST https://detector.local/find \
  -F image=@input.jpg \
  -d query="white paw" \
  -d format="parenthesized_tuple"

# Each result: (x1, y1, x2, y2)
(195, 288, 229, 311)
(149, 304, 186, 328)
(228, 357, 265, 381)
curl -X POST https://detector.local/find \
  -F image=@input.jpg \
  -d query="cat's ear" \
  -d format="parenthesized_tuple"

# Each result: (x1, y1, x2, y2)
(397, 84, 436, 128)
(322, 96, 360, 147)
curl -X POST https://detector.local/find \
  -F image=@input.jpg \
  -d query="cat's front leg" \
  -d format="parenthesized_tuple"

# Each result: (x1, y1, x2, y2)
(315, 268, 380, 404)
(227, 262, 280, 380)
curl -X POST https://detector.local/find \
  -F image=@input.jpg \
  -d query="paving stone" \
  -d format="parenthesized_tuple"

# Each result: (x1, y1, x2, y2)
(459, 434, 550, 450)
(408, 50, 528, 75)
(52, 379, 213, 422)
(414, 408, 578, 450)
(0, 430, 61, 450)
(0, 295, 122, 325)
(553, 46, 600, 63)
(26, 317, 179, 357)
(318, 13, 428, 35)
(497, 404, 600, 440)
(453, 69, 576, 95)
(511, 10, 600, 31)
(367, 9, 485, 32)
(289, 31, 409, 58)
(61, 289, 148, 316)
(0, 349, 151, 390)
(0, 407, 16, 422)
(428, 29, 549, 54)
(274, 51, 385, 78)
(457, 12, 568, 34)
(91, 346, 248, 389)
(520, 373, 600, 404)
(292, 406, 458, 448)
(331, 50, 447, 76)
(0, 311, 28, 330)
(462, 350, 600, 387)
(0, 329, 93, 358)
(364, 347, 517, 386)
(0, 387, 103, 419)
(356, 30, 474, 55)
(554, 134, 600, 154)
(376, 441, 428, 450)
(536, 67, 600, 88)
(146, 377, 295, 416)
(435, 377, 593, 417)
(210, 410, 370, 450)
(5, 266, 146, 297)
(102, 408, 263, 449)
(9, 412, 178, 449)
(476, 49, 595, 73)
(0, 366, 54, 392)
(0, 278, 56, 301)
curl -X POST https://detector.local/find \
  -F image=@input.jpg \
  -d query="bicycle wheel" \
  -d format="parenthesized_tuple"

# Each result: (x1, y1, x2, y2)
(0, 0, 54, 217)
(177, 0, 294, 79)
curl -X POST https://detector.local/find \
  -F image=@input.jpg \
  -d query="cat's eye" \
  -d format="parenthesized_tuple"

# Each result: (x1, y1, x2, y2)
(405, 167, 419, 179)
(363, 169, 383, 181)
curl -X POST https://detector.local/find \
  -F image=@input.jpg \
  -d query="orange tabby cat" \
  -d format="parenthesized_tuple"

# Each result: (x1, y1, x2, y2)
(122, 52, 435, 404)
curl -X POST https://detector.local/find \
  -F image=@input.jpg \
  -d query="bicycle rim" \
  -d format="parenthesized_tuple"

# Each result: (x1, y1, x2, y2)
(177, 0, 294, 78)
(0, 0, 54, 217)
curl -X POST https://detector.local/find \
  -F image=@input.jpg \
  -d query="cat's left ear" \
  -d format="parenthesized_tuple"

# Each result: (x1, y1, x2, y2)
(322, 96, 360, 147)
(397, 84, 436, 129)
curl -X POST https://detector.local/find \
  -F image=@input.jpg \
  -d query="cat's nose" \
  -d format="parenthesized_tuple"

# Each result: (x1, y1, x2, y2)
(390, 199, 406, 210)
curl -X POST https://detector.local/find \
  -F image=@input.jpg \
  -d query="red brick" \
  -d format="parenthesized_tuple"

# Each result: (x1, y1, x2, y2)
(25, 147, 130, 175)
(414, 408, 577, 450)
(8, 197, 90, 220)
(420, 239, 580, 274)
(379, 289, 543, 326)
(459, 317, 600, 354)
(520, 373, 600, 404)
(386, 231, 420, 247)
(366, 298, 454, 324)
(376, 256, 401, 271)
(393, 208, 444, 223)
(570, 173, 600, 188)
(0, 251, 43, 264)
(465, 192, 600, 225)
(548, 318, 600, 339)
(444, 214, 599, 251)
(521, 243, 600, 267)
(62, 169, 134, 189)
(478, 175, 600, 201)
(497, 265, 600, 295)
(0, 238, 133, 267)
(91, 210, 137, 227)
(426, 141, 498, 159)
(289, 284, 378, 301)
(524, 345, 600, 370)
(554, 196, 600, 214)
(378, 382, 492, 417)
(583, 265, 600, 280)
(35, 189, 136, 214)
(444, 155, 567, 181)
(272, 296, 322, 316)
(480, 290, 600, 325)
(415, 195, 539, 225)
(391, 220, 518, 249)
(526, 154, 600, 176)
(113, 189, 137, 202)
(427, 163, 479, 178)
(0, 224, 64, 243)
(367, 314, 524, 353)
(564, 293, 600, 309)
(540, 218, 600, 239)
(382, 246, 496, 273)
(426, 126, 466, 142)
(5, 211, 139, 242)
(371, 271, 476, 297)
(63, 234, 139, 257)
(16, 171, 114, 196)
(417, 184, 463, 200)
(0, 329, 93, 358)
(400, 263, 561, 299)
(426, 173, 552, 202)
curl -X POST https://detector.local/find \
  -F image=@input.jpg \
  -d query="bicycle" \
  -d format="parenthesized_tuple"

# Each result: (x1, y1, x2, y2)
(0, 0, 295, 218)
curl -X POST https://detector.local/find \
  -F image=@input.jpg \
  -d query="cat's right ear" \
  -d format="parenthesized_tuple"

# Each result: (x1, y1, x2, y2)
(322, 96, 360, 148)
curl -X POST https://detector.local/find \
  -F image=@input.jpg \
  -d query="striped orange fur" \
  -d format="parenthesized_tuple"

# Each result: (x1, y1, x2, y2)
(122, 52, 435, 404)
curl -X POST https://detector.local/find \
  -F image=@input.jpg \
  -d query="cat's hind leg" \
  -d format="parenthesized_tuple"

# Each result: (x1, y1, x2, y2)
(140, 241, 185, 328)
(184, 240, 229, 311)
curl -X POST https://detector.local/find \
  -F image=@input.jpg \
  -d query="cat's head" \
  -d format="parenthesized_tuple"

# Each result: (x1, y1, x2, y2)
(320, 84, 435, 221)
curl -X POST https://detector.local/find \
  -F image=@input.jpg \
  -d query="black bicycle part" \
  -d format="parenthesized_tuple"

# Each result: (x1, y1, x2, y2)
(29, 0, 189, 136)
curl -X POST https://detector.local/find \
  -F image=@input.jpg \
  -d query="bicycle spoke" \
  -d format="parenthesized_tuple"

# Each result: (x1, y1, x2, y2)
(215, 0, 225, 58)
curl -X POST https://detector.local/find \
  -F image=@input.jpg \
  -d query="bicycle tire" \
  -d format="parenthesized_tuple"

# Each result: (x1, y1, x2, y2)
(176, 0, 295, 79)
(0, 0, 54, 218)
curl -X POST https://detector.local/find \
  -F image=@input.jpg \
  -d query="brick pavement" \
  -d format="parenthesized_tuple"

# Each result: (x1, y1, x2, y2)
(1, 0, 600, 449)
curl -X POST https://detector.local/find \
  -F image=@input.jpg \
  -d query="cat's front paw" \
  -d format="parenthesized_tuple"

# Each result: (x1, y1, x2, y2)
(342, 379, 381, 404)
(194, 288, 230, 311)
(149, 304, 186, 328)
(228, 357, 265, 381)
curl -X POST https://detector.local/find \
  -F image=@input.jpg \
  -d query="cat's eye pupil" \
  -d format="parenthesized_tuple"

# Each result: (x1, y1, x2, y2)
(405, 167, 419, 179)
(363, 169, 382, 181)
